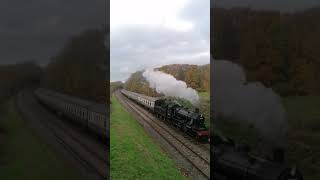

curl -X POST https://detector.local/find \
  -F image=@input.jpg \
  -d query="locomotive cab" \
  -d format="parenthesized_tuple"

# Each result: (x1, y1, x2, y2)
(190, 113, 209, 141)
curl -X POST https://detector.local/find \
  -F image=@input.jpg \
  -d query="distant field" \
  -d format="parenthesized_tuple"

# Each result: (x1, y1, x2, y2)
(198, 91, 209, 97)
(198, 91, 210, 127)
(110, 96, 186, 180)
(0, 99, 80, 180)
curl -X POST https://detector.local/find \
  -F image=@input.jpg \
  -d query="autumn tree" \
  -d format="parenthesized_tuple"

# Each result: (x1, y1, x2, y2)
(212, 7, 320, 96)
(0, 61, 42, 100)
(44, 29, 108, 103)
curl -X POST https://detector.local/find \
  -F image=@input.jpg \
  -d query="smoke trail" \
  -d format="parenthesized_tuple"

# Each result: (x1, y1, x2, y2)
(212, 58, 288, 147)
(143, 69, 200, 106)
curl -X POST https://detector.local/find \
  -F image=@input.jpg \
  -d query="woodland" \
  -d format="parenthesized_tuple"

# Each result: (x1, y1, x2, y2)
(212, 7, 320, 96)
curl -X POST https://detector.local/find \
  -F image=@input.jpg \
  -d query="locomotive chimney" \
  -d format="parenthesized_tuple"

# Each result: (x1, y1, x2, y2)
(273, 147, 285, 163)
(195, 108, 199, 113)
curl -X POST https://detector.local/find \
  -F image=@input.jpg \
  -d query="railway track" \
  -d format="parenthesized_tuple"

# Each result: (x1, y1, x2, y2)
(39, 113, 108, 179)
(116, 91, 210, 179)
(16, 91, 108, 180)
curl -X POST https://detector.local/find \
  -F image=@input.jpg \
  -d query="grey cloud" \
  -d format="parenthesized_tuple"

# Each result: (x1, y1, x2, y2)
(111, 0, 210, 82)
(181, 0, 210, 38)
(111, 26, 209, 81)
(0, 0, 107, 65)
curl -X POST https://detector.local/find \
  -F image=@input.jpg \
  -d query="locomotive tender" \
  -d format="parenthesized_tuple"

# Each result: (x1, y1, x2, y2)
(34, 88, 108, 139)
(121, 89, 209, 141)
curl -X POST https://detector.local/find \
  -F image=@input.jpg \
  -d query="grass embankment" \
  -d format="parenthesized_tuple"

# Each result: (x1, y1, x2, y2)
(110, 95, 186, 180)
(283, 96, 320, 180)
(0, 99, 80, 180)
(215, 96, 320, 180)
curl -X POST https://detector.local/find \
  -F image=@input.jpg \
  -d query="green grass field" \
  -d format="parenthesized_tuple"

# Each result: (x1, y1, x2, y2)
(110, 95, 186, 180)
(0, 99, 80, 180)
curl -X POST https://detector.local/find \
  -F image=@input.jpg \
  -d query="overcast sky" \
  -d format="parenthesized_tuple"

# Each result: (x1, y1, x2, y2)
(110, 0, 210, 82)
(0, 0, 106, 66)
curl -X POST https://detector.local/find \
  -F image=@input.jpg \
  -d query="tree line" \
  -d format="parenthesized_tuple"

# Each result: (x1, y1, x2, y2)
(44, 29, 108, 103)
(123, 71, 158, 97)
(159, 64, 210, 92)
(124, 64, 210, 96)
(0, 62, 42, 101)
(0, 29, 108, 104)
(110, 81, 123, 95)
(212, 7, 320, 96)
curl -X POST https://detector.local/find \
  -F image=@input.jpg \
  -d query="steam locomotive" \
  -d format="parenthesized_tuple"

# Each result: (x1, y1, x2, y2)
(212, 134, 304, 180)
(121, 89, 209, 141)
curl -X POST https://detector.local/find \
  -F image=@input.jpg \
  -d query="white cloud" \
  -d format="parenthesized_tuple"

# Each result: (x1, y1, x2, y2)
(111, 0, 210, 82)
(111, 0, 193, 31)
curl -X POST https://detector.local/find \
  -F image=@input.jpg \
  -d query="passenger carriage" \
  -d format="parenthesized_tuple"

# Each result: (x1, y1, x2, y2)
(34, 88, 108, 139)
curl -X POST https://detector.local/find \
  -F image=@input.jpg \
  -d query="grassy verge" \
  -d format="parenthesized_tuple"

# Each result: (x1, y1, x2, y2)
(0, 99, 80, 180)
(110, 95, 186, 180)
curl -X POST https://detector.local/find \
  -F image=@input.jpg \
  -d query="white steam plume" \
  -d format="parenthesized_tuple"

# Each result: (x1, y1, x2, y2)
(212, 58, 288, 147)
(143, 69, 200, 106)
